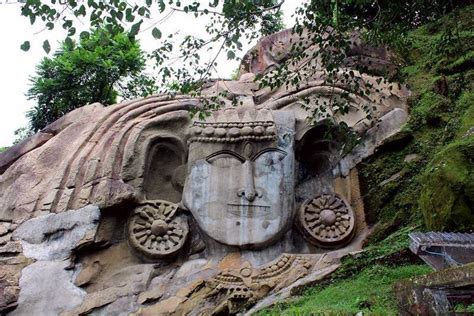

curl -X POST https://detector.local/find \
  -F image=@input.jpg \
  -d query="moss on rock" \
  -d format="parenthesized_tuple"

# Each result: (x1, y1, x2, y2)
(420, 139, 474, 231)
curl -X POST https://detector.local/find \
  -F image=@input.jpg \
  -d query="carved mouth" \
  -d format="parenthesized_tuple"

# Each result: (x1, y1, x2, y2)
(227, 203, 271, 217)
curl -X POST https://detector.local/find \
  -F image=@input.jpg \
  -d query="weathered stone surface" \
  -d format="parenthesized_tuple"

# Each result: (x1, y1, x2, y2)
(336, 108, 409, 177)
(90, 295, 139, 316)
(75, 261, 103, 287)
(0, 233, 12, 246)
(137, 296, 187, 315)
(0, 132, 54, 174)
(0, 223, 10, 236)
(245, 263, 340, 315)
(175, 259, 208, 278)
(0, 256, 31, 313)
(11, 261, 86, 316)
(13, 205, 100, 260)
(0, 241, 22, 255)
(137, 285, 165, 305)
(65, 264, 153, 315)
(394, 262, 474, 315)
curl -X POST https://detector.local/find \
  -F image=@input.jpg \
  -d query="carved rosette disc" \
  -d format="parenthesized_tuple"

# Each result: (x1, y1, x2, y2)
(299, 193, 355, 247)
(128, 200, 188, 259)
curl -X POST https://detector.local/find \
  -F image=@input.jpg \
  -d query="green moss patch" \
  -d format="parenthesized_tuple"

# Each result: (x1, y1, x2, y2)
(420, 139, 474, 231)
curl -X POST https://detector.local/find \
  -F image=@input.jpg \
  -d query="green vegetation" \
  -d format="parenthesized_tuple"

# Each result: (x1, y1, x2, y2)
(26, 28, 155, 132)
(361, 5, 473, 233)
(258, 5, 473, 315)
(18, 1, 467, 126)
(420, 139, 474, 230)
(259, 265, 431, 315)
(0, 147, 8, 153)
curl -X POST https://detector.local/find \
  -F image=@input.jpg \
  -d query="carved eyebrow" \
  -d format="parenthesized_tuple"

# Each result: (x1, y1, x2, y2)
(251, 148, 287, 161)
(205, 150, 246, 163)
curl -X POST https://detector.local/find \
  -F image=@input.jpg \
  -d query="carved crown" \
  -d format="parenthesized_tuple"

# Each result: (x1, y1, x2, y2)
(189, 108, 276, 143)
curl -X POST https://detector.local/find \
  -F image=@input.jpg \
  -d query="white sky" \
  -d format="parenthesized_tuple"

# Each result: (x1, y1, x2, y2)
(0, 1, 301, 147)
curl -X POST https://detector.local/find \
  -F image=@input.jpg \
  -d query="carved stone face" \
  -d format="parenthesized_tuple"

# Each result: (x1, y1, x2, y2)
(182, 110, 295, 248)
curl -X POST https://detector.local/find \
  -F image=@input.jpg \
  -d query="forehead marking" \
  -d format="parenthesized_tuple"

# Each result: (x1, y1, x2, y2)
(243, 142, 254, 158)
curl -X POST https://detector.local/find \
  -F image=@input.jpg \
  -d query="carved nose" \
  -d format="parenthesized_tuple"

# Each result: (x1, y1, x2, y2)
(239, 161, 259, 202)
(244, 191, 256, 202)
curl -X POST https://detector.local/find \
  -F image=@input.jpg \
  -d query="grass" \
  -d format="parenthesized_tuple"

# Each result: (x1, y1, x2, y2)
(258, 264, 432, 316)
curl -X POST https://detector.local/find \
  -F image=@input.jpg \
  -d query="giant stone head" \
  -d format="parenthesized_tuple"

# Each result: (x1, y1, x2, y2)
(183, 108, 296, 248)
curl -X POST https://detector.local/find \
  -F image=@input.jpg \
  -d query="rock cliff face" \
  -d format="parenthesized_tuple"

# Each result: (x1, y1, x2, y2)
(0, 28, 409, 314)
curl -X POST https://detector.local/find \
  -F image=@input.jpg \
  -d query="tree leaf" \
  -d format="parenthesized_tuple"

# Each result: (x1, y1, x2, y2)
(227, 50, 235, 60)
(129, 20, 143, 37)
(80, 31, 90, 39)
(20, 41, 30, 52)
(64, 37, 74, 49)
(152, 27, 162, 39)
(68, 27, 76, 36)
(158, 0, 165, 12)
(125, 8, 135, 22)
(43, 40, 51, 54)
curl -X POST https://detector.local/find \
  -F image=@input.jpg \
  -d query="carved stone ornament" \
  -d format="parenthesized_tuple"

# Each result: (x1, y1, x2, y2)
(188, 108, 276, 144)
(205, 254, 312, 314)
(298, 193, 355, 247)
(128, 200, 189, 259)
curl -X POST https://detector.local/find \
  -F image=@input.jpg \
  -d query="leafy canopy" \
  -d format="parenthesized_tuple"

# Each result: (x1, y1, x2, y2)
(20, 0, 469, 127)
(26, 28, 154, 132)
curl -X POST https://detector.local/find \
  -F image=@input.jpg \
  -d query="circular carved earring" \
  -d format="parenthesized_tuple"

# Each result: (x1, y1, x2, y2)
(298, 193, 355, 248)
(128, 200, 188, 259)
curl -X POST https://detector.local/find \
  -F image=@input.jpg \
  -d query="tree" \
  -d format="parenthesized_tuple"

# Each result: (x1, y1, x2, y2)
(26, 27, 156, 132)
(19, 0, 470, 127)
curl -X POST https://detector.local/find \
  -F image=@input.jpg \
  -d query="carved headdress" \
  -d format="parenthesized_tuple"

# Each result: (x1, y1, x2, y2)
(188, 107, 276, 143)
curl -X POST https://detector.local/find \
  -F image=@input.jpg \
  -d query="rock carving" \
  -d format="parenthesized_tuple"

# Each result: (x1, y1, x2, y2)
(299, 193, 355, 247)
(183, 108, 295, 248)
(202, 254, 312, 314)
(128, 200, 188, 259)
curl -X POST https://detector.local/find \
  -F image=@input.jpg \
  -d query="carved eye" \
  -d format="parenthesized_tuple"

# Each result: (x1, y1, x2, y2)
(206, 154, 243, 168)
(255, 150, 287, 167)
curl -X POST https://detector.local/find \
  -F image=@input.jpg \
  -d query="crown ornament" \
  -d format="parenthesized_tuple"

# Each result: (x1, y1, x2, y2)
(188, 108, 276, 143)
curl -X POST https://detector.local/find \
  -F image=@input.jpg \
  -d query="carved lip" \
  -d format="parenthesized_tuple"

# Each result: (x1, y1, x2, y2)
(227, 203, 271, 217)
